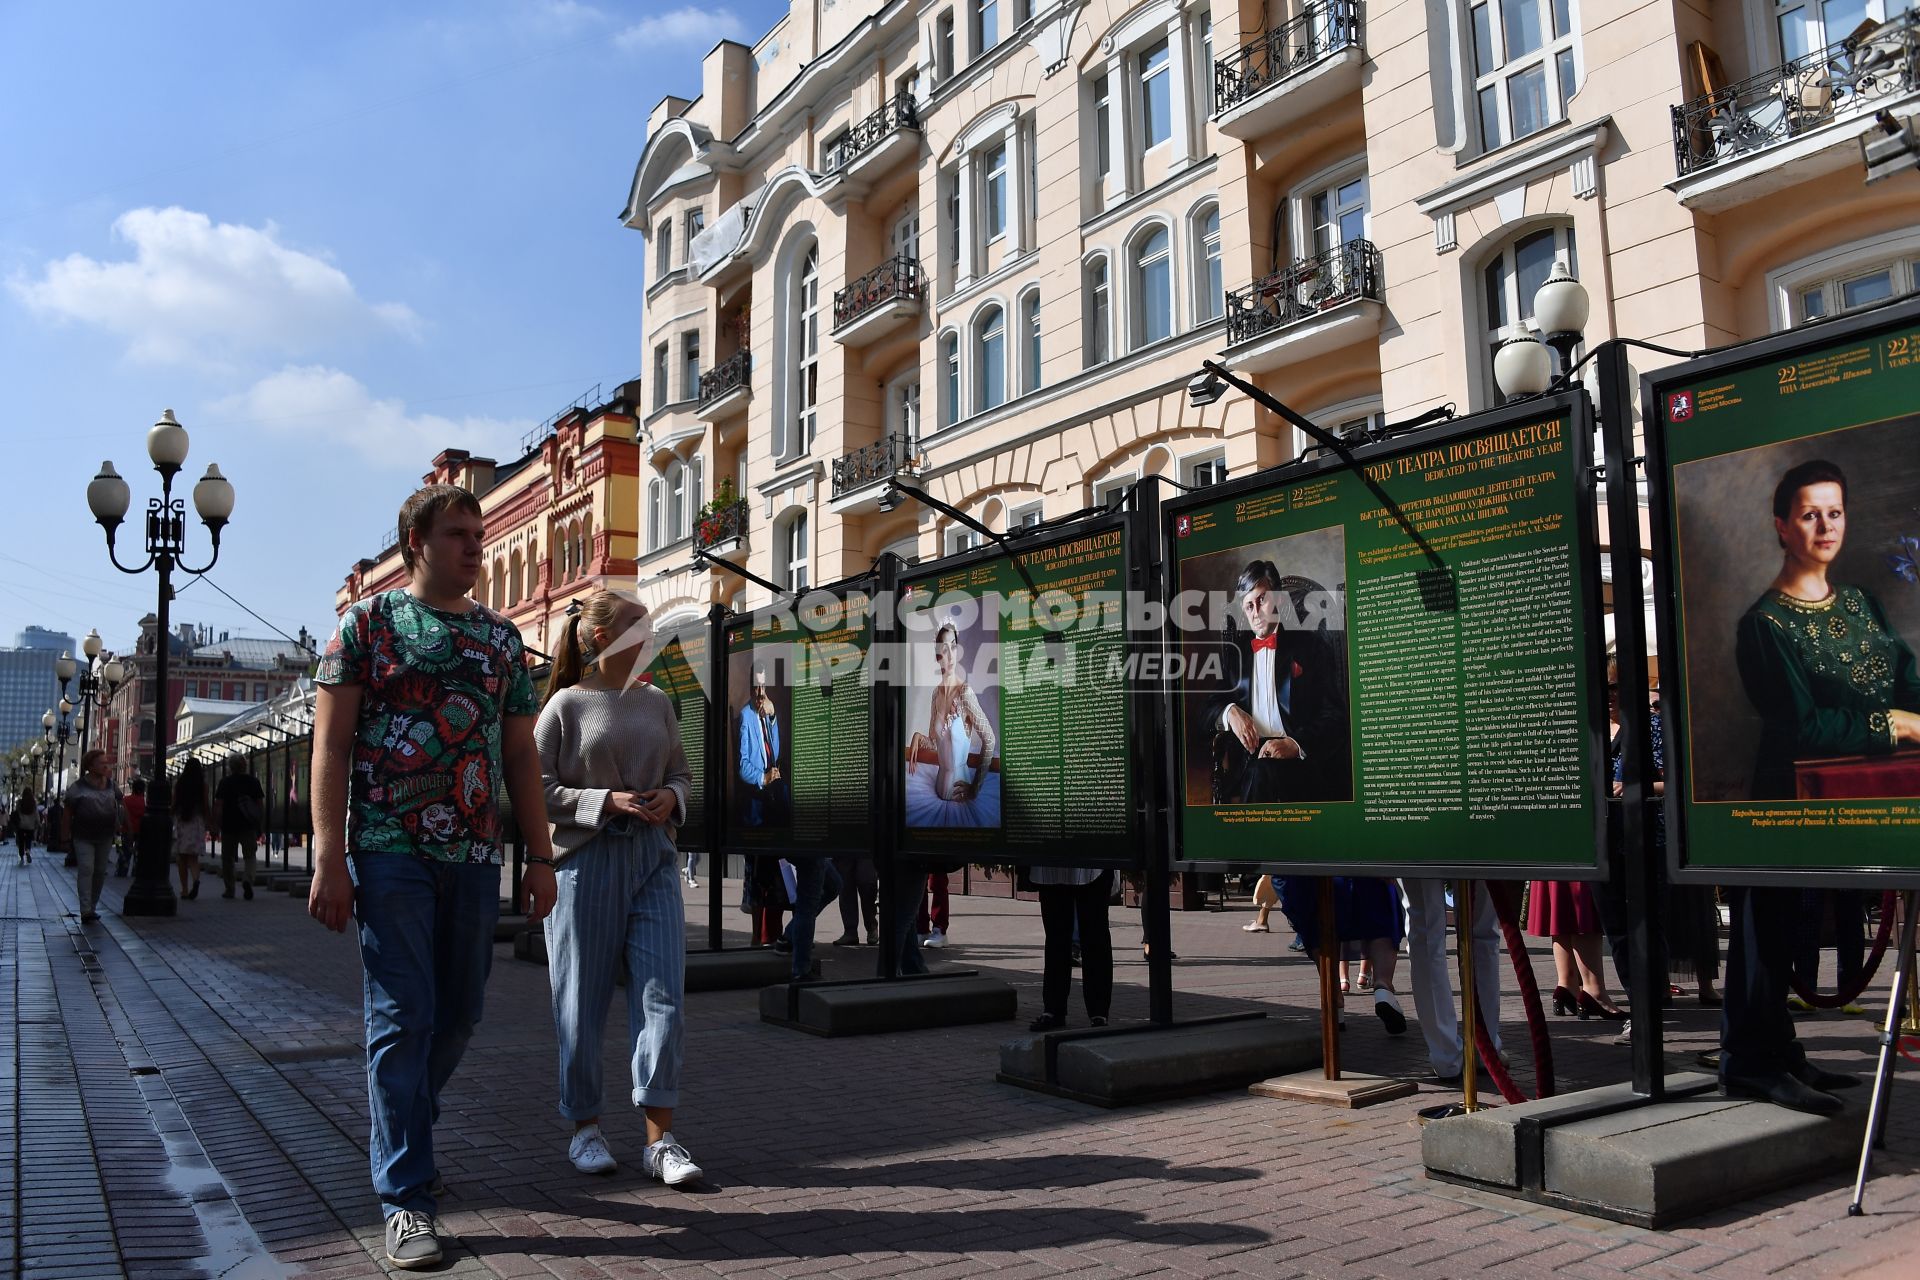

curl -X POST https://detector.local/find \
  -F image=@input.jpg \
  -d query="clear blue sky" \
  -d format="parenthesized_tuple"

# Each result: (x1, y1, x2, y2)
(0, 0, 784, 666)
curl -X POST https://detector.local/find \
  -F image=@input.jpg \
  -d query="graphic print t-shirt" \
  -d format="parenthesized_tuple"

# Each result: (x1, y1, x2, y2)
(315, 589, 538, 864)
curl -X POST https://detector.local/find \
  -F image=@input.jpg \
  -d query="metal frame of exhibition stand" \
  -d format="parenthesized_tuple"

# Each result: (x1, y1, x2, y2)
(1159, 385, 1614, 1109)
(1635, 297, 1920, 1215)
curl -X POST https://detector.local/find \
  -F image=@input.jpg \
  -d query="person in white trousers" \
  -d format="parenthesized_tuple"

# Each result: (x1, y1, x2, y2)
(1404, 878, 1504, 1085)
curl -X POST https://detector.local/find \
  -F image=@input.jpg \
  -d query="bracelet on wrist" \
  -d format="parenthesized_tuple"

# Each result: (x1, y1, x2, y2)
(527, 855, 556, 867)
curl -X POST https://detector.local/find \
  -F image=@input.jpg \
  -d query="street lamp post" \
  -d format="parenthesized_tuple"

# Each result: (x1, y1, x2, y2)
(87, 409, 235, 917)
(72, 630, 127, 770)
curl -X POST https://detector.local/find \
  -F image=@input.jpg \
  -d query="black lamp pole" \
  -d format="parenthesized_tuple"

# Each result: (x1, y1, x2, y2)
(88, 410, 235, 918)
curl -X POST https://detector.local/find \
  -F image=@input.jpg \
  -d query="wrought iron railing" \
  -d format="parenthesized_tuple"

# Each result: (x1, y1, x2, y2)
(831, 434, 917, 498)
(697, 350, 751, 409)
(1225, 239, 1383, 347)
(833, 256, 924, 330)
(1673, 14, 1919, 176)
(824, 94, 920, 172)
(1215, 0, 1363, 116)
(694, 499, 750, 550)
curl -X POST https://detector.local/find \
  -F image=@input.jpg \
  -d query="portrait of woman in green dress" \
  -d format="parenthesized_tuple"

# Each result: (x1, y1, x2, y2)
(1734, 459, 1920, 800)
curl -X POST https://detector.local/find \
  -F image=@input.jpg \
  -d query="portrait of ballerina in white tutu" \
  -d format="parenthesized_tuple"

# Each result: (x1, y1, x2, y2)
(905, 617, 1001, 829)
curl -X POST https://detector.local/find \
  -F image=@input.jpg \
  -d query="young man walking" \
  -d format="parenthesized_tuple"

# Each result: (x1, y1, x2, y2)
(309, 484, 557, 1271)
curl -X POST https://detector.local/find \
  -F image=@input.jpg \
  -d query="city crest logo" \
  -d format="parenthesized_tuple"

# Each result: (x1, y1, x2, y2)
(1667, 390, 1694, 422)
(1174, 514, 1192, 538)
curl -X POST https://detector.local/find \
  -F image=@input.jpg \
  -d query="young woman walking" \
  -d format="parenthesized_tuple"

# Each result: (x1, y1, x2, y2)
(536, 591, 701, 1186)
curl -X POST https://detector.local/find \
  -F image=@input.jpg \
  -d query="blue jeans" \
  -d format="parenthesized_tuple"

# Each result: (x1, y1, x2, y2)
(546, 820, 685, 1118)
(351, 853, 501, 1219)
(781, 857, 843, 980)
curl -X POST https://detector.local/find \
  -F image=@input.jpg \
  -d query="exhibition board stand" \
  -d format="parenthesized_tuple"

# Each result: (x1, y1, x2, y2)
(710, 559, 1018, 1034)
(1425, 299, 1920, 1226)
(1164, 385, 1610, 1110)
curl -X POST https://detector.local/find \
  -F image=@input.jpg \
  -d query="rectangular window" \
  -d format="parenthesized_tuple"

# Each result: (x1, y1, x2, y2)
(254, 682, 268, 701)
(1023, 294, 1042, 393)
(1093, 74, 1112, 179)
(944, 168, 961, 269)
(685, 208, 704, 247)
(822, 129, 850, 170)
(983, 142, 1008, 241)
(896, 69, 920, 104)
(1139, 40, 1172, 148)
(1187, 455, 1228, 487)
(1840, 267, 1895, 310)
(975, 0, 999, 54)
(683, 331, 700, 401)
(944, 336, 961, 424)
(1087, 259, 1110, 364)
(1471, 0, 1578, 151)
(937, 11, 955, 80)
(653, 343, 669, 411)
(656, 220, 672, 275)
(1011, 503, 1043, 528)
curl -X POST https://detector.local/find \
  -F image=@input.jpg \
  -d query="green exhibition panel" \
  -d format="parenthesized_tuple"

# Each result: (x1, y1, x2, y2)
(895, 517, 1136, 867)
(1643, 298, 1920, 883)
(643, 624, 711, 853)
(718, 589, 874, 857)
(1166, 391, 1609, 877)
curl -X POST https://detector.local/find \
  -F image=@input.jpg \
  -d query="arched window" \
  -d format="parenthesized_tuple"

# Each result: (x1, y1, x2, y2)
(793, 245, 820, 455)
(1084, 255, 1111, 366)
(1020, 289, 1042, 393)
(976, 304, 1007, 412)
(508, 551, 523, 607)
(1193, 204, 1222, 322)
(581, 514, 593, 568)
(491, 558, 506, 610)
(689, 455, 704, 524)
(1481, 223, 1577, 399)
(526, 536, 539, 597)
(1133, 225, 1173, 347)
(647, 479, 663, 550)
(941, 331, 962, 425)
(558, 529, 572, 583)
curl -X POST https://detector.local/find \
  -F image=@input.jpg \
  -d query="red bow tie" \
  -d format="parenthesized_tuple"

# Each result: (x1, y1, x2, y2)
(1251, 634, 1277, 653)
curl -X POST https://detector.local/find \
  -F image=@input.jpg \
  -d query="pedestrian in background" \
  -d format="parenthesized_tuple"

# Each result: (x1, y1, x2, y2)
(832, 854, 878, 946)
(11, 790, 35, 863)
(173, 759, 210, 901)
(215, 761, 266, 900)
(537, 590, 703, 1187)
(308, 484, 556, 1271)
(1028, 866, 1113, 1031)
(118, 778, 146, 876)
(61, 751, 121, 925)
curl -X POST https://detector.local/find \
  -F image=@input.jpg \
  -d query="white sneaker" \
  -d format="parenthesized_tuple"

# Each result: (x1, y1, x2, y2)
(686, 876, 699, 889)
(643, 1134, 704, 1187)
(1373, 987, 1407, 1036)
(925, 929, 947, 948)
(568, 1125, 617, 1175)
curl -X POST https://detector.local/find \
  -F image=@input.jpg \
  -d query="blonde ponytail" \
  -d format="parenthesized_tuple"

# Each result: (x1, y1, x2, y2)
(542, 590, 627, 709)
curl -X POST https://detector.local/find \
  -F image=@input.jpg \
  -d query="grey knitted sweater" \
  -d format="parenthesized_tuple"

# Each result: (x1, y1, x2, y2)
(533, 682, 692, 860)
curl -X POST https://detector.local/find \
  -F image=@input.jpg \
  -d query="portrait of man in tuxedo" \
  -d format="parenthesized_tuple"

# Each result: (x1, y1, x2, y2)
(1206, 557, 1352, 804)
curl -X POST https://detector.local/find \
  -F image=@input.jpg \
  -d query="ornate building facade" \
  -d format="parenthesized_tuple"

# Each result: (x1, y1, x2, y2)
(335, 386, 647, 656)
(617, 0, 1920, 628)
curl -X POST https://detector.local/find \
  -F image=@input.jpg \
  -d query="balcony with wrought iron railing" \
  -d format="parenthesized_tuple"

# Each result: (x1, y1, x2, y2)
(694, 498, 749, 553)
(1214, 0, 1364, 138)
(1222, 239, 1385, 372)
(832, 256, 925, 344)
(831, 434, 919, 511)
(1670, 13, 1919, 208)
(696, 350, 752, 421)
(824, 94, 921, 177)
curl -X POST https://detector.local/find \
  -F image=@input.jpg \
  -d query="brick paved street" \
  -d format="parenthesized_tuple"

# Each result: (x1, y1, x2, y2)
(5, 853, 1919, 1279)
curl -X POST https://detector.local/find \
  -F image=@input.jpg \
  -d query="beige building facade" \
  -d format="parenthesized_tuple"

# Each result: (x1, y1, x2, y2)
(621, 0, 1920, 626)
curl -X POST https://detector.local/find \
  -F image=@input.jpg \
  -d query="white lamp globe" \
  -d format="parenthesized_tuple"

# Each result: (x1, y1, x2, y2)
(147, 409, 190, 470)
(1533, 256, 1590, 338)
(1492, 323, 1552, 398)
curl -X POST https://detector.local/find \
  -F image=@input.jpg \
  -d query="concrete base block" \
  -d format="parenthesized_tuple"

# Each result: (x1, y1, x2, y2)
(1249, 1069, 1416, 1108)
(686, 948, 800, 991)
(1422, 1072, 1868, 1227)
(280, 877, 311, 897)
(999, 1016, 1320, 1107)
(513, 928, 547, 964)
(760, 972, 1016, 1037)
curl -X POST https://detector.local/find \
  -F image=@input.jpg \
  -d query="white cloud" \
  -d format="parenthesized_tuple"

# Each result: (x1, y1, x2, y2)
(8, 207, 419, 368)
(211, 365, 528, 468)
(613, 6, 746, 51)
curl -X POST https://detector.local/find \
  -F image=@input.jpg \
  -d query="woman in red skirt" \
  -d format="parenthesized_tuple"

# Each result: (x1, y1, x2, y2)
(1527, 878, 1625, 1020)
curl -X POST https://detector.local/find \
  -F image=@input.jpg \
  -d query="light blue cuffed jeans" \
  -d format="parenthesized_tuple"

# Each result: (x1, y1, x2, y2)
(546, 818, 686, 1119)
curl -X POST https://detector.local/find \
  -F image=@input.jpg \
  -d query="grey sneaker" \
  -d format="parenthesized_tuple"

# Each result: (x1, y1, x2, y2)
(569, 1125, 617, 1175)
(642, 1134, 704, 1187)
(384, 1209, 442, 1270)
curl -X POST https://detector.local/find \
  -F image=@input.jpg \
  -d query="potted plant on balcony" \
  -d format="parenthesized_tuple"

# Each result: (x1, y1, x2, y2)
(695, 477, 740, 547)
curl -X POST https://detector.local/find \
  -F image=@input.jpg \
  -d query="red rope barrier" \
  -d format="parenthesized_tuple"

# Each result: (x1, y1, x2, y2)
(1471, 880, 1554, 1104)
(1789, 891, 1898, 1009)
